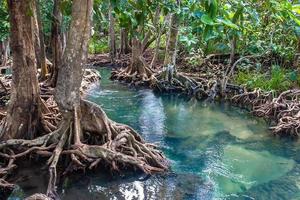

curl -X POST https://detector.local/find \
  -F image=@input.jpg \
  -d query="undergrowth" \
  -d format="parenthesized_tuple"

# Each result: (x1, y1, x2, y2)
(89, 36, 109, 54)
(235, 65, 300, 92)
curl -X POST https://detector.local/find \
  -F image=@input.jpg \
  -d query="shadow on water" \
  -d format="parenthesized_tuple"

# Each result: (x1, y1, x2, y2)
(8, 68, 300, 200)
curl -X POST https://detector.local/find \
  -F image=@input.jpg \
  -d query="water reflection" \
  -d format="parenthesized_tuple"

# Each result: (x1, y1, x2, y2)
(8, 68, 300, 200)
(138, 90, 166, 143)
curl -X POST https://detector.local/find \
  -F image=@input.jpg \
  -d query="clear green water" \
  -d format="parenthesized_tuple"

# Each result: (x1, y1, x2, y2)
(8, 68, 300, 200)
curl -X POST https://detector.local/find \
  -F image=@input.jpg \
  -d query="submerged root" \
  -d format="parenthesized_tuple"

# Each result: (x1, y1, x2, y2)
(0, 99, 168, 199)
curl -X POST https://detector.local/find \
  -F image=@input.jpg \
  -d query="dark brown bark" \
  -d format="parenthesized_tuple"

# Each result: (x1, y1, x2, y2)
(48, 0, 63, 87)
(119, 28, 130, 55)
(0, 0, 42, 140)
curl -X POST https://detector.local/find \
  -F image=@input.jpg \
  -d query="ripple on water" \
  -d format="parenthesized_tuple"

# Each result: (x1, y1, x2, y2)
(8, 68, 300, 200)
(209, 145, 295, 198)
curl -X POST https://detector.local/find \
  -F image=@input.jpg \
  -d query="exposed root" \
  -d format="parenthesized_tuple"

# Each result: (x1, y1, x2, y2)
(80, 68, 101, 91)
(0, 99, 168, 199)
(155, 64, 219, 100)
(232, 89, 300, 136)
(111, 59, 156, 87)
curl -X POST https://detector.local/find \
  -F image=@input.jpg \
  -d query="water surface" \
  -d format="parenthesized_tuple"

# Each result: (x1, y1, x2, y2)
(9, 68, 300, 200)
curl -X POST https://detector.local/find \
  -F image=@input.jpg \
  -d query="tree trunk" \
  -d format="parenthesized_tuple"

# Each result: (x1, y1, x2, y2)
(62, 31, 67, 54)
(0, 0, 41, 140)
(108, 3, 116, 63)
(111, 35, 153, 83)
(0, 38, 10, 67)
(150, 7, 162, 69)
(55, 0, 92, 112)
(161, 11, 180, 82)
(156, 1, 198, 93)
(163, 13, 179, 68)
(119, 28, 130, 56)
(48, 0, 63, 87)
(229, 36, 237, 66)
(36, 0, 48, 80)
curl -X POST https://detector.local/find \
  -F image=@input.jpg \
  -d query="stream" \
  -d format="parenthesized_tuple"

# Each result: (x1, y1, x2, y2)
(8, 68, 300, 200)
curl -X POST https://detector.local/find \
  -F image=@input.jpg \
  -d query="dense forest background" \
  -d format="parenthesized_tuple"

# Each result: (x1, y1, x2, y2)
(1, 0, 300, 91)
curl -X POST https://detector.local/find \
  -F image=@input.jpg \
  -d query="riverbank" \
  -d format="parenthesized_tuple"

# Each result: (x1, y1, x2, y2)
(88, 53, 300, 137)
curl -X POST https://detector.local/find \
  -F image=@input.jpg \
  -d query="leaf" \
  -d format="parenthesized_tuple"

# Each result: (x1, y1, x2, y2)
(289, 71, 298, 81)
(201, 14, 214, 25)
(194, 10, 203, 19)
(203, 25, 216, 42)
(289, 12, 300, 26)
(208, 0, 218, 19)
(292, 4, 300, 15)
(217, 18, 239, 30)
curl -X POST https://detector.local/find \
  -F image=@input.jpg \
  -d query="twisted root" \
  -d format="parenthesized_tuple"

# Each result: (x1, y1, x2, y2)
(0, 99, 168, 199)
(232, 89, 300, 136)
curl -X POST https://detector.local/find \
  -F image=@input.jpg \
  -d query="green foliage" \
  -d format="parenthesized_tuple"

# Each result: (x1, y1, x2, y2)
(0, 1, 9, 41)
(89, 36, 109, 54)
(235, 66, 299, 92)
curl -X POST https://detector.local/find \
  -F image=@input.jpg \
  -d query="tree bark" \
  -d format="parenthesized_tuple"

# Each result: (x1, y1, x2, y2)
(0, 0, 41, 140)
(55, 0, 92, 112)
(108, 2, 116, 63)
(48, 0, 63, 87)
(0, 1, 167, 198)
(111, 35, 153, 83)
(119, 28, 130, 56)
(229, 36, 237, 66)
(163, 12, 179, 68)
(35, 0, 48, 80)
(150, 7, 164, 69)
(0, 38, 10, 67)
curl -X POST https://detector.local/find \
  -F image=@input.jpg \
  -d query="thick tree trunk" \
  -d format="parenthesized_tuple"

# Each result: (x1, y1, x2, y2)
(0, 0, 41, 140)
(48, 0, 63, 87)
(119, 28, 130, 56)
(0, 1, 167, 199)
(108, 3, 116, 63)
(36, 0, 48, 80)
(55, 0, 92, 112)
